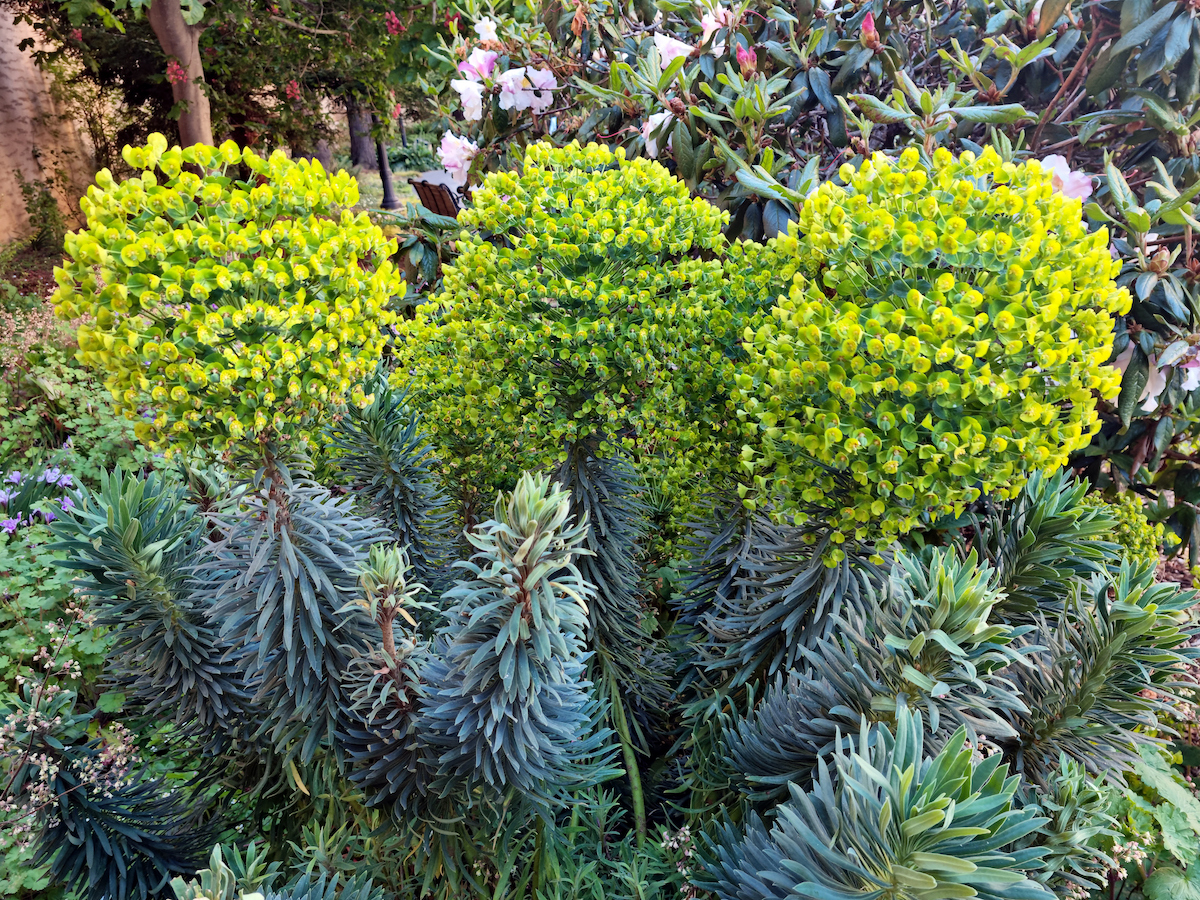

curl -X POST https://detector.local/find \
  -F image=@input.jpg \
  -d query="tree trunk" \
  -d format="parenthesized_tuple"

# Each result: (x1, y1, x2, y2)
(313, 139, 332, 170)
(346, 101, 377, 170)
(147, 0, 213, 146)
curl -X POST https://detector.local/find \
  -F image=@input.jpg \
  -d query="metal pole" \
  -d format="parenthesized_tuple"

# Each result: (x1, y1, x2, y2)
(372, 114, 400, 210)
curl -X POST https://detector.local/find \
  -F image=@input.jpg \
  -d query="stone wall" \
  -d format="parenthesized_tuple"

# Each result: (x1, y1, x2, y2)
(0, 13, 95, 243)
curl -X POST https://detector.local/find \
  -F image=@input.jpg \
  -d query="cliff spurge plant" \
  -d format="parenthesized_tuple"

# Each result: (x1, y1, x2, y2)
(52, 133, 402, 453)
(421, 472, 614, 807)
(397, 140, 731, 477)
(329, 370, 450, 581)
(737, 146, 1129, 549)
(702, 706, 1054, 900)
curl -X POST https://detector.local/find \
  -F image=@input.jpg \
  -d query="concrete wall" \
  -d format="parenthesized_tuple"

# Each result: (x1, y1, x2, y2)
(0, 14, 95, 243)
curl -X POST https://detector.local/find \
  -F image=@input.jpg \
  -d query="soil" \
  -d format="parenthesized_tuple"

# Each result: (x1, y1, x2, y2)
(4, 245, 61, 298)
(1159, 554, 1197, 589)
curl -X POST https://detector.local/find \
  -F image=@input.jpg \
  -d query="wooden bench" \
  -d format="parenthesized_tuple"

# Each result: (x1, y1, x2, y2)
(408, 171, 469, 217)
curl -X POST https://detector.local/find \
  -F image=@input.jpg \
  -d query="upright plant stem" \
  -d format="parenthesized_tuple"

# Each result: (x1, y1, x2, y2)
(609, 673, 646, 846)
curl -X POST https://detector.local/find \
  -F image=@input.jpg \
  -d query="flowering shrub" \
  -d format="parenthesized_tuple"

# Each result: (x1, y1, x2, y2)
(397, 140, 731, 479)
(52, 134, 402, 454)
(734, 147, 1128, 547)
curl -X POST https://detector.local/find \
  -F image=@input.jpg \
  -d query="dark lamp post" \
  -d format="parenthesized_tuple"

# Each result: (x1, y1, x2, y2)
(371, 113, 401, 211)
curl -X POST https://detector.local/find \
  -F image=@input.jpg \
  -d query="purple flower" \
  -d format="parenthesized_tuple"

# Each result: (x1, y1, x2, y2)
(60, 496, 75, 512)
(40, 509, 56, 524)
(0, 489, 9, 506)
(57, 473, 73, 488)
(2, 518, 21, 535)
(38, 467, 62, 485)
(5, 471, 21, 485)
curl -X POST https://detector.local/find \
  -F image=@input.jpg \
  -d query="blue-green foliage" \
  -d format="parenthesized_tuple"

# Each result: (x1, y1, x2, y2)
(421, 472, 615, 806)
(49, 470, 251, 735)
(201, 458, 389, 763)
(329, 369, 450, 584)
(701, 706, 1054, 900)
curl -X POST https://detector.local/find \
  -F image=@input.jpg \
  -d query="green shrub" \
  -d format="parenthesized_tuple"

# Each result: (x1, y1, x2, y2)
(52, 133, 402, 454)
(397, 141, 732, 482)
(735, 147, 1129, 551)
(14, 170, 67, 253)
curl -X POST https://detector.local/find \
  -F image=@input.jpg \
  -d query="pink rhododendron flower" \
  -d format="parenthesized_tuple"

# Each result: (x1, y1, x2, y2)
(736, 44, 757, 75)
(642, 111, 674, 158)
(497, 67, 533, 111)
(458, 48, 499, 81)
(700, 6, 735, 48)
(384, 11, 404, 35)
(1041, 155, 1093, 200)
(654, 33, 693, 69)
(526, 67, 558, 114)
(438, 132, 479, 184)
(392, 102, 404, 120)
(451, 79, 485, 120)
(474, 17, 499, 42)
(285, 79, 301, 101)
(71, 28, 83, 41)
(166, 60, 188, 85)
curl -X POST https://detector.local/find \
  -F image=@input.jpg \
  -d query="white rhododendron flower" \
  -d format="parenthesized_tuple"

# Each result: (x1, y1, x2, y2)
(439, 132, 479, 183)
(700, 6, 735, 51)
(497, 67, 533, 111)
(526, 67, 559, 114)
(1041, 154, 1093, 200)
(451, 78, 485, 120)
(654, 33, 694, 68)
(474, 17, 499, 42)
(642, 111, 674, 158)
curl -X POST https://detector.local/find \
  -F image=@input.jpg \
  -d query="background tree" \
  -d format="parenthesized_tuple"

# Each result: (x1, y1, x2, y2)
(5, 0, 448, 150)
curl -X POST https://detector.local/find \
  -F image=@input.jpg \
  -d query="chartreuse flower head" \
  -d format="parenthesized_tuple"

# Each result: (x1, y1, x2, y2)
(53, 133, 402, 455)
(395, 140, 731, 482)
(735, 146, 1129, 553)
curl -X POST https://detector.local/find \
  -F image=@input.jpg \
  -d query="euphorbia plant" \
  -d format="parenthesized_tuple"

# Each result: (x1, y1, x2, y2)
(734, 146, 1129, 551)
(52, 133, 402, 456)
(398, 139, 733, 839)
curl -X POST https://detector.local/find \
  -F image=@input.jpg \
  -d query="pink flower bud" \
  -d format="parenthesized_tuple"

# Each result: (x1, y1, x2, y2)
(736, 44, 757, 76)
(861, 11, 881, 49)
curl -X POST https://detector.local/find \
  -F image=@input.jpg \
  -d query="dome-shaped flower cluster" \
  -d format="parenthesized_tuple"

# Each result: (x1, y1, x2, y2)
(736, 146, 1129, 551)
(398, 140, 731, 477)
(52, 133, 402, 452)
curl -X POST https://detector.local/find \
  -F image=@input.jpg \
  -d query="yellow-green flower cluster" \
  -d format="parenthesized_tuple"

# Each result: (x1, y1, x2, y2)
(735, 146, 1129, 551)
(397, 141, 731, 480)
(52, 134, 401, 453)
(1083, 492, 1166, 569)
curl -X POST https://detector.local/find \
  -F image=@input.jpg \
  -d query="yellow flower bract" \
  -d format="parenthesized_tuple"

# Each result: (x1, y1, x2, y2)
(735, 146, 1129, 552)
(52, 133, 402, 453)
(396, 141, 732, 484)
